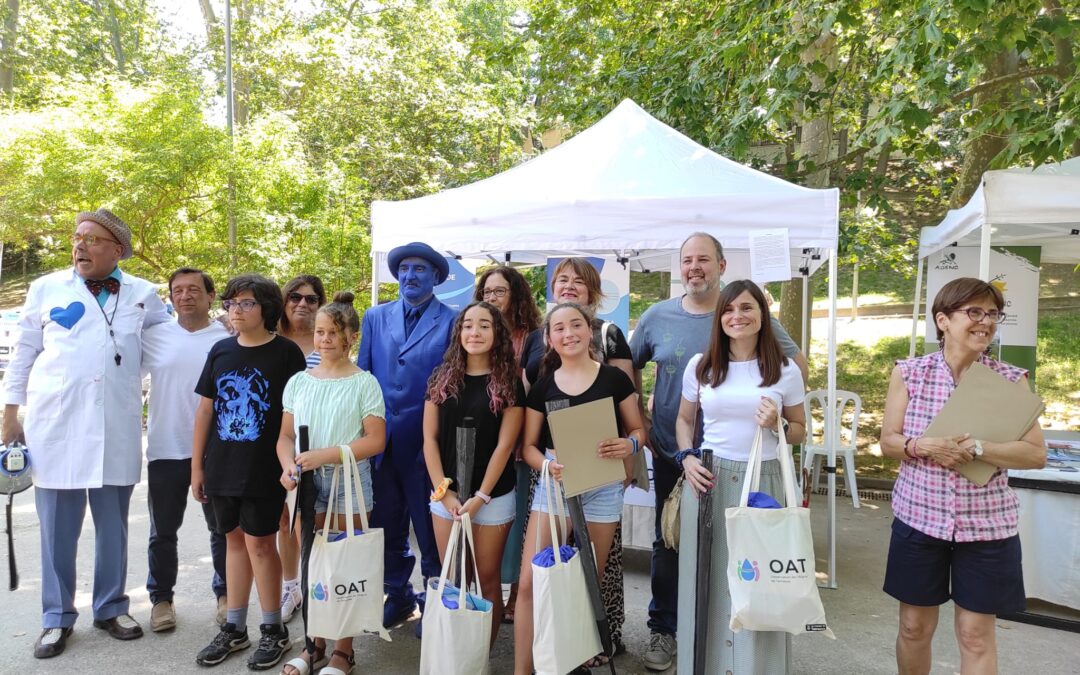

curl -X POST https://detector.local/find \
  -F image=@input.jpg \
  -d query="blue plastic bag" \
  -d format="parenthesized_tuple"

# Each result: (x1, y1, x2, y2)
(432, 580, 492, 612)
(532, 544, 578, 567)
(747, 492, 782, 509)
(328, 529, 365, 542)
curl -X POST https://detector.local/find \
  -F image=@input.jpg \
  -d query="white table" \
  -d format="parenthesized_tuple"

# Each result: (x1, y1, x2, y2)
(1006, 430, 1080, 630)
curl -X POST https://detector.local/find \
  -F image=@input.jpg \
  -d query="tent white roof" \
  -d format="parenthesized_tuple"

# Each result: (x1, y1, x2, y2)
(919, 156, 1080, 264)
(371, 99, 839, 273)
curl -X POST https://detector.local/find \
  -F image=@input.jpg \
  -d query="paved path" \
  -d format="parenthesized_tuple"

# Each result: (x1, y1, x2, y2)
(1, 469, 1076, 674)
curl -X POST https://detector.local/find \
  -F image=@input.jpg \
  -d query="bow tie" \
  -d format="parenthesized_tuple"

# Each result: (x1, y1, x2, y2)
(85, 278, 120, 296)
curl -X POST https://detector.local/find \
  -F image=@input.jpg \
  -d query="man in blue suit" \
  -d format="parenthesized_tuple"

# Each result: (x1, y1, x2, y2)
(357, 242, 456, 633)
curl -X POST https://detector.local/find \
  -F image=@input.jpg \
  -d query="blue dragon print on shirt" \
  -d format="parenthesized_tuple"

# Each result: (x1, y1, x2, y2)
(214, 367, 270, 441)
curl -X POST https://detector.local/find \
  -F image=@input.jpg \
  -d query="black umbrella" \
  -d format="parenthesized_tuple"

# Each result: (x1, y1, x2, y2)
(454, 417, 475, 588)
(567, 494, 618, 675)
(296, 425, 318, 656)
(693, 449, 715, 675)
(1, 442, 32, 591)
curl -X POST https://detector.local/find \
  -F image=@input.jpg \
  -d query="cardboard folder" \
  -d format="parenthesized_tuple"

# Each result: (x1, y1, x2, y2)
(924, 362, 1043, 486)
(547, 397, 624, 498)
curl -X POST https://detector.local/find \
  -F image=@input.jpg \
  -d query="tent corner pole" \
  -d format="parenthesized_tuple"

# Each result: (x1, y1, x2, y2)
(825, 249, 838, 589)
(909, 254, 924, 358)
(801, 274, 809, 354)
(979, 222, 992, 281)
(370, 250, 379, 308)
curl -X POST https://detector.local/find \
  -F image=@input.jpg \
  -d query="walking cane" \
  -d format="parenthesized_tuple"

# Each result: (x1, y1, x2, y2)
(567, 494, 618, 675)
(454, 417, 475, 587)
(693, 449, 715, 675)
(296, 425, 319, 657)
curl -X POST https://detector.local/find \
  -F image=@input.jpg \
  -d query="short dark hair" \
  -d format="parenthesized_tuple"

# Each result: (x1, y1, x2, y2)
(221, 273, 284, 332)
(168, 267, 214, 295)
(931, 277, 1005, 341)
(680, 232, 725, 261)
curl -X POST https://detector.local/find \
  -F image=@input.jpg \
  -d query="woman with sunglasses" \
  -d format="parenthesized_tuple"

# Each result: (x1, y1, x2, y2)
(880, 277, 1046, 675)
(276, 275, 327, 623)
(279, 275, 328, 370)
(473, 266, 541, 625)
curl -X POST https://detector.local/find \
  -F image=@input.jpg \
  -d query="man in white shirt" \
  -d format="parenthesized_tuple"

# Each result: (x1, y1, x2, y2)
(1, 209, 169, 658)
(142, 268, 230, 632)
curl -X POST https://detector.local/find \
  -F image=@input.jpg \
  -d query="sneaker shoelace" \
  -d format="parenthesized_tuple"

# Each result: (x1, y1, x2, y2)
(256, 629, 283, 651)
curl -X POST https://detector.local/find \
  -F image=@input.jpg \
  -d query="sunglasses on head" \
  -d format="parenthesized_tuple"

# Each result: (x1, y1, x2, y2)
(288, 292, 320, 305)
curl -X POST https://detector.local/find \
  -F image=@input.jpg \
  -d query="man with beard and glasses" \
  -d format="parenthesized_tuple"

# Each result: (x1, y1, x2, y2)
(630, 232, 807, 671)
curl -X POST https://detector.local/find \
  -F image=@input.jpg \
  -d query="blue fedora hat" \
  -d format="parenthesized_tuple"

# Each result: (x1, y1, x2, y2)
(388, 242, 449, 283)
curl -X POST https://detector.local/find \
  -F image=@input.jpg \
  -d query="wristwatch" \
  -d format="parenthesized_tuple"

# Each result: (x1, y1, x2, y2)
(973, 439, 984, 457)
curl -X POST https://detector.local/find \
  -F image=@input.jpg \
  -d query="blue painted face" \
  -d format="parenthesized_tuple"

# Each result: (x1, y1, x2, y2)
(399, 256, 438, 305)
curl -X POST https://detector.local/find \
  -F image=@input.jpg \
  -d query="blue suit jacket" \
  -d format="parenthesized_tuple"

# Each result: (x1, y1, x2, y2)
(358, 298, 456, 471)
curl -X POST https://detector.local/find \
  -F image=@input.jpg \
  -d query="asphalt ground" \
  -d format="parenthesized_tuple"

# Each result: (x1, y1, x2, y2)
(1, 469, 1077, 674)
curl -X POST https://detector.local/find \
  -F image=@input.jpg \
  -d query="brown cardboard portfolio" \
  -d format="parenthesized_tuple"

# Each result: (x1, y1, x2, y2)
(923, 362, 1043, 486)
(547, 397, 625, 498)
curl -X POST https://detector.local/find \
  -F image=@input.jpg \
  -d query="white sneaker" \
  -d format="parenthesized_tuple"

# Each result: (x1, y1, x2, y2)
(280, 582, 303, 623)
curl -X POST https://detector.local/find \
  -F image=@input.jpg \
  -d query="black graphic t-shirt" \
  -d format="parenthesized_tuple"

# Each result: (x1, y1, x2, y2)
(196, 335, 306, 497)
(526, 363, 636, 452)
(432, 374, 526, 499)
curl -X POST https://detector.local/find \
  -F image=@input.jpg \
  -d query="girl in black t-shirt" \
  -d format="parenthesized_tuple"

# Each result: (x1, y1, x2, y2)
(513, 303, 645, 675)
(422, 301, 525, 647)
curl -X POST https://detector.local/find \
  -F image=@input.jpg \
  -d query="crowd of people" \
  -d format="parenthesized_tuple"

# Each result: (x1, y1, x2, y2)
(0, 208, 1046, 675)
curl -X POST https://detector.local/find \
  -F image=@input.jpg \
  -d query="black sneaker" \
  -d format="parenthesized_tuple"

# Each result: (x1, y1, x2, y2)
(247, 623, 290, 671)
(196, 623, 250, 667)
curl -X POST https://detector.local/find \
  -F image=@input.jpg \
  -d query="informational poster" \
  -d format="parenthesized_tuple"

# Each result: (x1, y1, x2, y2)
(546, 256, 630, 333)
(924, 246, 1041, 376)
(749, 228, 793, 283)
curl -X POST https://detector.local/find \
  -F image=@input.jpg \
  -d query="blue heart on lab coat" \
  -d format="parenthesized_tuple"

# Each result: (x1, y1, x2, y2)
(49, 302, 85, 329)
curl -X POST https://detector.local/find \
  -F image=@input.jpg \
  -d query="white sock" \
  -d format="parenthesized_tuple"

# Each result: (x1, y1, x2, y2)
(283, 578, 300, 591)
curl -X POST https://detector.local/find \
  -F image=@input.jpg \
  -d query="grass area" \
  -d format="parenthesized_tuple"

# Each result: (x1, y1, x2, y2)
(1035, 312, 1080, 427)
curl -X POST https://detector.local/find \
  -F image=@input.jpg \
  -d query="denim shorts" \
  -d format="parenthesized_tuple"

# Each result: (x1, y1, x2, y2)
(430, 489, 517, 526)
(312, 459, 374, 516)
(531, 454, 624, 523)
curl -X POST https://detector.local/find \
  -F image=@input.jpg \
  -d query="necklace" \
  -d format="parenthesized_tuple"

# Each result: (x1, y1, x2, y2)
(94, 286, 123, 366)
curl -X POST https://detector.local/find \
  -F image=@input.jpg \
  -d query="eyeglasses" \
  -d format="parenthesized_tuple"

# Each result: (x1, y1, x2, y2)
(481, 287, 509, 299)
(954, 307, 1007, 324)
(288, 292, 320, 305)
(222, 299, 259, 312)
(73, 233, 120, 247)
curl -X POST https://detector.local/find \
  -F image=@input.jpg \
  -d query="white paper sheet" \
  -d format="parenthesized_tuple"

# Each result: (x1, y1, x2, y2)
(749, 228, 792, 283)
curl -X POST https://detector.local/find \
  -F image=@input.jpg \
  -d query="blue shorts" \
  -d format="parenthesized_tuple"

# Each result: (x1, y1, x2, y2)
(429, 490, 517, 526)
(883, 518, 1026, 615)
(312, 460, 374, 516)
(531, 458, 624, 524)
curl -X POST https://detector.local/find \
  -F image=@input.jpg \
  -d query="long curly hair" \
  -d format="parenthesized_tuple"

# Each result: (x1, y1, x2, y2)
(474, 265, 541, 336)
(539, 302, 600, 378)
(427, 301, 519, 415)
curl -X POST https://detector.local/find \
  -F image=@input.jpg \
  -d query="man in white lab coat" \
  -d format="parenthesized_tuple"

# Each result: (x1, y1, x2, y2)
(1, 208, 169, 659)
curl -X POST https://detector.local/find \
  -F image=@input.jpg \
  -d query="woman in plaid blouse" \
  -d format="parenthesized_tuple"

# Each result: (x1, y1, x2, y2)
(879, 277, 1046, 675)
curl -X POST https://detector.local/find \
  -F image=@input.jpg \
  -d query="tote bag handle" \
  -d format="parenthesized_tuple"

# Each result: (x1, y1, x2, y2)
(535, 458, 571, 566)
(433, 513, 484, 613)
(319, 445, 371, 544)
(738, 415, 798, 508)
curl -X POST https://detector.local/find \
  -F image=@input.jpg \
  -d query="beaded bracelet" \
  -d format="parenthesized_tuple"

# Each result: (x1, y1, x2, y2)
(627, 435, 639, 455)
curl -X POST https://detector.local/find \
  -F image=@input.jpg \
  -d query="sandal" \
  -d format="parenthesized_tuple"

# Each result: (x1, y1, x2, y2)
(318, 649, 355, 675)
(502, 604, 516, 624)
(280, 644, 328, 675)
(583, 652, 612, 668)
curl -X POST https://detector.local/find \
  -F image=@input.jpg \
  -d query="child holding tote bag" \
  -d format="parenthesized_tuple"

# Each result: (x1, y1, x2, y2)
(674, 280, 807, 675)
(422, 301, 525, 651)
(276, 292, 387, 675)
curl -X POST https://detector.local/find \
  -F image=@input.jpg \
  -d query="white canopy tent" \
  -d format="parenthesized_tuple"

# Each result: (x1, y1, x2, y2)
(910, 157, 1080, 355)
(370, 99, 846, 586)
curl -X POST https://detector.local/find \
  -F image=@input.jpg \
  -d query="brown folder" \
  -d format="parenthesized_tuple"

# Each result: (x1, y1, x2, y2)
(923, 362, 1043, 486)
(547, 397, 625, 498)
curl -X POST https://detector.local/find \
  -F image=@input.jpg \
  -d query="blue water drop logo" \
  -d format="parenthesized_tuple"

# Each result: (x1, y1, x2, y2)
(311, 582, 327, 601)
(738, 558, 760, 581)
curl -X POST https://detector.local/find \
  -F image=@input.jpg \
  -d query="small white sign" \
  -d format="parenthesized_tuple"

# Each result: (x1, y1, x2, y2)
(749, 228, 792, 283)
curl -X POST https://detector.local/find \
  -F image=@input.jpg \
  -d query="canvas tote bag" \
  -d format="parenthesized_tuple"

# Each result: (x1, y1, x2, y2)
(725, 419, 835, 638)
(419, 513, 493, 675)
(531, 460, 603, 675)
(307, 447, 389, 641)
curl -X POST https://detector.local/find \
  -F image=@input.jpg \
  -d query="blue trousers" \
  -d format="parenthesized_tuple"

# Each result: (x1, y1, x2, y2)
(648, 454, 680, 636)
(36, 484, 134, 629)
(146, 459, 227, 603)
(370, 444, 439, 602)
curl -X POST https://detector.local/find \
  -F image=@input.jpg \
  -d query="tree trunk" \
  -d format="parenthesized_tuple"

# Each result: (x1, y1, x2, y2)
(233, 0, 252, 127)
(0, 0, 17, 96)
(91, 0, 126, 73)
(197, 0, 217, 40)
(950, 50, 1019, 207)
(780, 30, 836, 355)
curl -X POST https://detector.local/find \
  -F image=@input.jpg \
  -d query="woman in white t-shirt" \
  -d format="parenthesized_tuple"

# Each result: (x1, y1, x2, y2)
(673, 279, 807, 675)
